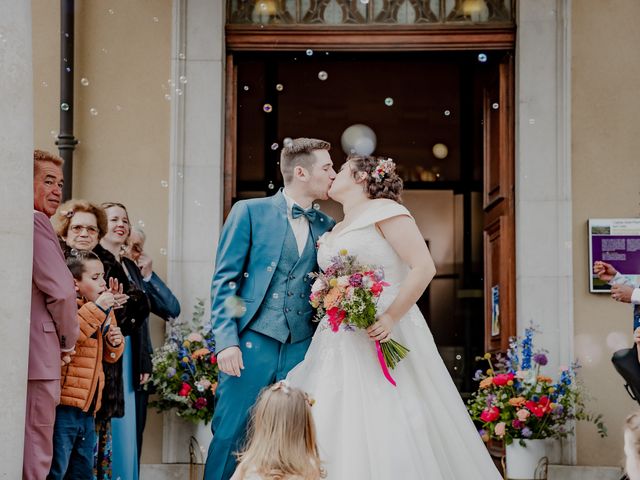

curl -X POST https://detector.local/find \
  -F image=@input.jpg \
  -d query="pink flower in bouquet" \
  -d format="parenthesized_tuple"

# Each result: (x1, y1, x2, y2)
(187, 332, 203, 342)
(480, 406, 500, 423)
(494, 422, 506, 437)
(323, 287, 343, 309)
(194, 397, 208, 410)
(516, 409, 531, 421)
(337, 276, 350, 288)
(178, 382, 192, 397)
(199, 378, 212, 390)
(512, 419, 524, 429)
(311, 277, 327, 294)
(349, 273, 363, 287)
(210, 354, 217, 365)
(327, 307, 346, 332)
(493, 373, 515, 386)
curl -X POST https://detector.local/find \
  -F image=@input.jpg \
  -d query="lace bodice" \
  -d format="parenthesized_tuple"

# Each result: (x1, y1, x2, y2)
(317, 200, 413, 310)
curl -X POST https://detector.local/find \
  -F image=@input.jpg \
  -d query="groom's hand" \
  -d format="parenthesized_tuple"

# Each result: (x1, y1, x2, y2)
(218, 346, 244, 377)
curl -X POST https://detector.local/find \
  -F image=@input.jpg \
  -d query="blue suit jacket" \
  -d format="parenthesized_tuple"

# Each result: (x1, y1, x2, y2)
(210, 190, 335, 353)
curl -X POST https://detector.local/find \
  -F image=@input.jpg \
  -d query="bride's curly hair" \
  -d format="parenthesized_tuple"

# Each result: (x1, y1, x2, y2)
(348, 154, 403, 202)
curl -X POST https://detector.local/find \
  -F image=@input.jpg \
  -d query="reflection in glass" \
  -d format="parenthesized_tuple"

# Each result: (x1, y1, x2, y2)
(227, 0, 514, 25)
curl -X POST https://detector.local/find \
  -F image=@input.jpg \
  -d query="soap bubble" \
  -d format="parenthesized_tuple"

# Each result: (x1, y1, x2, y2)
(318, 71, 328, 81)
(80, 78, 89, 86)
(384, 97, 394, 106)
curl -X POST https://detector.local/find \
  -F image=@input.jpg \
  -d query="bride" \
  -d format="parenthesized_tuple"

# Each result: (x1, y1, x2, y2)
(287, 155, 502, 479)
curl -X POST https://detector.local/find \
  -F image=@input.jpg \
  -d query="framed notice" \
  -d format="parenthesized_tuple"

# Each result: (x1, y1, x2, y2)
(589, 218, 640, 293)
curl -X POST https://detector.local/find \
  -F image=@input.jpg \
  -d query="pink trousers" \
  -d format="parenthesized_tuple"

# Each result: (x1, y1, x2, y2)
(22, 379, 60, 480)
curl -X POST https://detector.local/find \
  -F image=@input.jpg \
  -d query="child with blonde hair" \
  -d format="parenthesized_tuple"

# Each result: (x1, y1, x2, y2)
(231, 381, 324, 480)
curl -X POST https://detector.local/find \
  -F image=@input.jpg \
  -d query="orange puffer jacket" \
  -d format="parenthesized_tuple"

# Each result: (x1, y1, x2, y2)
(59, 300, 124, 413)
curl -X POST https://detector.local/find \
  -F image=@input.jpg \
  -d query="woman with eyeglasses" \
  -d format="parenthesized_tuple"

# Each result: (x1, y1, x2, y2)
(52, 199, 107, 255)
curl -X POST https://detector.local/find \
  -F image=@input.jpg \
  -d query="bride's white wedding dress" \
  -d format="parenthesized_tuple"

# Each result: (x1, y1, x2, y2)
(287, 200, 502, 479)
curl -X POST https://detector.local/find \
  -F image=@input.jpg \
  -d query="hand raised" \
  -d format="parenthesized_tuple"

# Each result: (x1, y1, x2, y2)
(107, 325, 123, 346)
(593, 261, 617, 282)
(217, 346, 244, 377)
(95, 291, 116, 310)
(137, 253, 153, 278)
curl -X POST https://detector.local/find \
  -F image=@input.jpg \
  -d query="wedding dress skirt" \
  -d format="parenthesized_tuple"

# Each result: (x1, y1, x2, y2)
(287, 200, 501, 480)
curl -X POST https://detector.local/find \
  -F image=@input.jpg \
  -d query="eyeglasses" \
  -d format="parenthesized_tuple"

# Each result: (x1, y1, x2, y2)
(69, 224, 99, 235)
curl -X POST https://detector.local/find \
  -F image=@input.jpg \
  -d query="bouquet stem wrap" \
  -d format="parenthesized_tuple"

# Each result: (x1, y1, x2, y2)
(375, 340, 397, 386)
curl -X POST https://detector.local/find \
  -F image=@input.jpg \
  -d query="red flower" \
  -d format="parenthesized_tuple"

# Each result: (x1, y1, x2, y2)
(210, 354, 217, 365)
(492, 373, 515, 386)
(178, 382, 192, 397)
(370, 282, 384, 297)
(524, 399, 550, 418)
(194, 397, 208, 410)
(327, 307, 346, 332)
(480, 406, 500, 423)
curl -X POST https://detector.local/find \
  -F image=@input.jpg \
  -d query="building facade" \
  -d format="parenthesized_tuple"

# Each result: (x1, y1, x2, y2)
(2, 0, 640, 477)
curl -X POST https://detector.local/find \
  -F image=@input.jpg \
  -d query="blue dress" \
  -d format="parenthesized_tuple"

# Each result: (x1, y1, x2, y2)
(111, 341, 139, 479)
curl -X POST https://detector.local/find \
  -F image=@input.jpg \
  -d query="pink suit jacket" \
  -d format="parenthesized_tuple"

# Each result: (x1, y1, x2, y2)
(29, 211, 79, 380)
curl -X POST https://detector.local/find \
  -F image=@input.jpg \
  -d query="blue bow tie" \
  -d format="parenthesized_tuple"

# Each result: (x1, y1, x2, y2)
(291, 204, 317, 221)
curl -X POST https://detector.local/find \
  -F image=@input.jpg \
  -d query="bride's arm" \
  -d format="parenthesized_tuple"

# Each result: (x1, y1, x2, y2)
(367, 215, 436, 342)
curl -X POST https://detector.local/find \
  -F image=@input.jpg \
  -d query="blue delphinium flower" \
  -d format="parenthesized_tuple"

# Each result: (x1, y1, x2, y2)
(521, 427, 533, 438)
(473, 369, 484, 381)
(521, 327, 534, 370)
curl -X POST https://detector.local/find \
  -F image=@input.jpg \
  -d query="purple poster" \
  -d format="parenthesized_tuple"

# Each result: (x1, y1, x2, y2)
(589, 218, 640, 292)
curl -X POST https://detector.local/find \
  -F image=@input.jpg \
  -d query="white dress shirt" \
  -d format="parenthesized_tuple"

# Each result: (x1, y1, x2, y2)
(610, 272, 640, 304)
(282, 190, 311, 256)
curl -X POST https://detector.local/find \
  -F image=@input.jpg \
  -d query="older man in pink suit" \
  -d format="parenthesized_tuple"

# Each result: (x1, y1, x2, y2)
(23, 150, 79, 480)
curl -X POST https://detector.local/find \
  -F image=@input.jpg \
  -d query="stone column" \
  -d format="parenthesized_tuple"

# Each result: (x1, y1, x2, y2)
(0, 0, 35, 477)
(516, 0, 574, 463)
(163, 0, 225, 463)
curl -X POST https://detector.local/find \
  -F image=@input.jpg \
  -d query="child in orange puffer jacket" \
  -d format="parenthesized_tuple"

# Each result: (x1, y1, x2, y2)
(48, 251, 125, 479)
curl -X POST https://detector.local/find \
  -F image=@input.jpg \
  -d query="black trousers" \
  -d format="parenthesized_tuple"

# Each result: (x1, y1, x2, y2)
(134, 389, 149, 464)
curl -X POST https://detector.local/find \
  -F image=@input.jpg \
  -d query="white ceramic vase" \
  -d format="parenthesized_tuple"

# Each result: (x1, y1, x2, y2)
(162, 412, 213, 464)
(506, 438, 548, 479)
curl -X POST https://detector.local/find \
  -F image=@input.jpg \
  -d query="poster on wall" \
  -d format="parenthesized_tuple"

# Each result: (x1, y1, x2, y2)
(491, 285, 500, 336)
(589, 218, 640, 293)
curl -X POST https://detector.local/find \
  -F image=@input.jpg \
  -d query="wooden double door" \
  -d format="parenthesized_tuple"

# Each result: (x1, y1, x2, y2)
(223, 28, 516, 355)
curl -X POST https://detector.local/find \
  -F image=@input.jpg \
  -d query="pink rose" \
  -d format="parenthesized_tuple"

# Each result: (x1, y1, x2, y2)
(516, 409, 530, 421)
(480, 406, 500, 423)
(493, 373, 515, 386)
(494, 422, 506, 437)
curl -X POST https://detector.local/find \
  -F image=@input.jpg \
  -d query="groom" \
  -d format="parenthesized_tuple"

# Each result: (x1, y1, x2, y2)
(204, 138, 337, 480)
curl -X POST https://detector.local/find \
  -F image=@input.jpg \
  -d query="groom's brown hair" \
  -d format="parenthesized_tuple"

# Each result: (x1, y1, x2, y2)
(280, 138, 330, 184)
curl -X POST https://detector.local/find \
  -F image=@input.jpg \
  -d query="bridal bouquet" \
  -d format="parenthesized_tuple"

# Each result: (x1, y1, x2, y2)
(150, 299, 219, 424)
(467, 326, 606, 445)
(309, 249, 409, 385)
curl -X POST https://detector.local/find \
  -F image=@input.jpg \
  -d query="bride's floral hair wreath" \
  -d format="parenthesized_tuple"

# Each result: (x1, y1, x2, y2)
(371, 157, 396, 183)
(347, 154, 403, 202)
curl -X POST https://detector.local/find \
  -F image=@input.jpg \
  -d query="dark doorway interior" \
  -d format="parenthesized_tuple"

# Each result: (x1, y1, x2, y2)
(232, 50, 507, 397)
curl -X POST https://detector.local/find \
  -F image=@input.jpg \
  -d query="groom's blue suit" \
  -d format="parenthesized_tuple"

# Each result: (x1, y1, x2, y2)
(204, 190, 335, 480)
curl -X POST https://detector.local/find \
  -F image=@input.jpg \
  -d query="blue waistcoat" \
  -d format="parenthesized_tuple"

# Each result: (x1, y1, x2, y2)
(248, 222, 316, 344)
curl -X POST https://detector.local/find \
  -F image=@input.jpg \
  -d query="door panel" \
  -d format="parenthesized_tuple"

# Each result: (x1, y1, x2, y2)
(483, 53, 515, 353)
